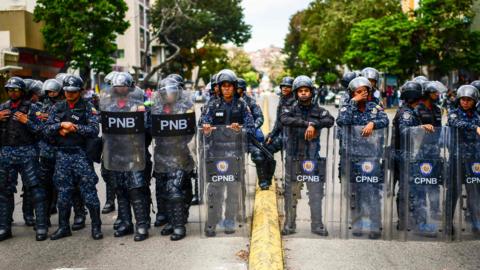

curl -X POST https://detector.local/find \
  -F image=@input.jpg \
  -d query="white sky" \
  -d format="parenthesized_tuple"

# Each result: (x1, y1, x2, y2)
(241, 0, 312, 52)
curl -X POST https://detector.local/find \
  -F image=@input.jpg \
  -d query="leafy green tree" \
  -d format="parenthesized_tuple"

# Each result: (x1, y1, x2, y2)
(343, 13, 418, 80)
(243, 71, 260, 88)
(415, 0, 480, 78)
(145, 0, 251, 87)
(196, 44, 231, 85)
(284, 10, 308, 76)
(322, 72, 338, 85)
(228, 47, 259, 87)
(34, 0, 129, 82)
(284, 0, 400, 77)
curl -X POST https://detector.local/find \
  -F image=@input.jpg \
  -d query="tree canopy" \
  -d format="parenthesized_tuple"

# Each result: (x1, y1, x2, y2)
(34, 0, 130, 81)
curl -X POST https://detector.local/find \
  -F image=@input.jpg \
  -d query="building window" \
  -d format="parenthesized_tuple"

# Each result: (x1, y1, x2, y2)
(139, 5, 145, 27)
(140, 29, 145, 50)
(115, 49, 125, 59)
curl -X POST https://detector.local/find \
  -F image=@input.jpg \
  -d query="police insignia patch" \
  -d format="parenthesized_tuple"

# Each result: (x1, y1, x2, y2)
(472, 162, 480, 175)
(216, 160, 229, 173)
(302, 160, 316, 173)
(420, 162, 433, 176)
(403, 112, 411, 120)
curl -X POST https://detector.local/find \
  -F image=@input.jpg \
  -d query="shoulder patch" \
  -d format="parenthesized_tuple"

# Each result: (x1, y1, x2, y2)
(403, 112, 411, 120)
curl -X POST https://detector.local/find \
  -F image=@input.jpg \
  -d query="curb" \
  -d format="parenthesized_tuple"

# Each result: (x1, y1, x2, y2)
(248, 96, 284, 270)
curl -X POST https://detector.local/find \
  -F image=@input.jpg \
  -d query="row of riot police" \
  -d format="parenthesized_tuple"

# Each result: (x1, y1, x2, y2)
(272, 67, 480, 241)
(0, 74, 100, 241)
(0, 71, 199, 242)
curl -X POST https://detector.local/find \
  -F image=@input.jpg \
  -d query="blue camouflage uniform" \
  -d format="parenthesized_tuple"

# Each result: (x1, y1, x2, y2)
(0, 99, 49, 236)
(448, 108, 480, 233)
(201, 96, 254, 235)
(43, 98, 101, 225)
(280, 100, 334, 235)
(398, 106, 440, 234)
(337, 101, 389, 236)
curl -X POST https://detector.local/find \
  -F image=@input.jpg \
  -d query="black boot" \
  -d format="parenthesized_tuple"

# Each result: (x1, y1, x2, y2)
(101, 164, 115, 214)
(113, 215, 123, 231)
(72, 190, 86, 231)
(102, 182, 116, 214)
(282, 191, 297, 235)
(257, 165, 271, 190)
(87, 205, 103, 240)
(130, 188, 149, 241)
(22, 188, 35, 226)
(50, 206, 72, 240)
(0, 194, 13, 241)
(32, 188, 49, 241)
(114, 190, 133, 237)
(160, 223, 174, 235)
(144, 186, 152, 228)
(154, 177, 168, 227)
(170, 201, 187, 241)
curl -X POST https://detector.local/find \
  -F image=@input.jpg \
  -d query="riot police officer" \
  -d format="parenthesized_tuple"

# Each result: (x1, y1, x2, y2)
(397, 81, 440, 237)
(201, 69, 255, 237)
(20, 79, 44, 225)
(24, 79, 44, 105)
(448, 85, 480, 237)
(37, 78, 64, 222)
(264, 76, 295, 167)
(101, 72, 149, 241)
(151, 77, 196, 240)
(237, 78, 275, 190)
(280, 75, 334, 236)
(337, 77, 389, 239)
(417, 81, 444, 221)
(391, 81, 421, 229)
(44, 75, 103, 240)
(0, 77, 49, 241)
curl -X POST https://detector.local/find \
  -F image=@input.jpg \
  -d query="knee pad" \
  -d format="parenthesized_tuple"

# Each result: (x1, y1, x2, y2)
(250, 150, 265, 164)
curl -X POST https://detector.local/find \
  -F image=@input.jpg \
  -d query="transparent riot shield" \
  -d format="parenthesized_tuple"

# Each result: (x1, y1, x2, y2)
(100, 88, 146, 171)
(281, 127, 332, 238)
(398, 126, 449, 241)
(452, 127, 480, 240)
(151, 91, 196, 173)
(199, 125, 250, 237)
(339, 126, 390, 240)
